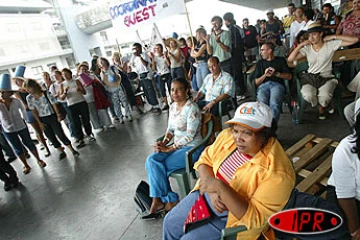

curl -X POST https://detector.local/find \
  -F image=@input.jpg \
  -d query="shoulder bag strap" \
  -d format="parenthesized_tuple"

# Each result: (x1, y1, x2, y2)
(43, 91, 55, 115)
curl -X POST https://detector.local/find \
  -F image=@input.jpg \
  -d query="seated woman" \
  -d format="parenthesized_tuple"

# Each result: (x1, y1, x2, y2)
(163, 101, 296, 240)
(144, 78, 204, 218)
(327, 104, 360, 240)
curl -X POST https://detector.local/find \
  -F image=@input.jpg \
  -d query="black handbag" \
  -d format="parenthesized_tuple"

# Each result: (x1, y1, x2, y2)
(134, 181, 152, 215)
(43, 91, 67, 121)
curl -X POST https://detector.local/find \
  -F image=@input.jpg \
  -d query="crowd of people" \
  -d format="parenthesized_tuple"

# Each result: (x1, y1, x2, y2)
(1, 1, 360, 239)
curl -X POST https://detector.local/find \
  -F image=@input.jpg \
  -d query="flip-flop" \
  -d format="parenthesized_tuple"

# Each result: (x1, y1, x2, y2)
(37, 160, 47, 168)
(23, 166, 31, 174)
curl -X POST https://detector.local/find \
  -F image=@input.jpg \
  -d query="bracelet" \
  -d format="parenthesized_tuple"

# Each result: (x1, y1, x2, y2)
(164, 137, 170, 143)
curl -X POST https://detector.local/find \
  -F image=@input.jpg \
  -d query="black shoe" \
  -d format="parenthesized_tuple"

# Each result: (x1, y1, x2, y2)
(72, 150, 80, 157)
(162, 105, 169, 111)
(59, 152, 67, 160)
(7, 156, 17, 163)
(141, 211, 165, 220)
(25, 153, 31, 159)
(10, 178, 19, 189)
(151, 108, 162, 116)
(76, 140, 86, 149)
(4, 182, 12, 191)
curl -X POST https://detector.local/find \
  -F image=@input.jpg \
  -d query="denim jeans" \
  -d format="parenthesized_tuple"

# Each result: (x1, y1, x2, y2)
(195, 62, 210, 90)
(156, 73, 172, 98)
(2, 127, 36, 156)
(197, 100, 219, 116)
(0, 132, 16, 159)
(170, 67, 185, 80)
(257, 81, 285, 122)
(61, 102, 75, 138)
(163, 190, 227, 240)
(145, 146, 204, 203)
(140, 77, 159, 106)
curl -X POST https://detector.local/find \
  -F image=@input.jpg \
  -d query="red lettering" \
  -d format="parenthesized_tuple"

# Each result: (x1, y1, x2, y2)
(313, 212, 324, 231)
(292, 211, 298, 232)
(136, 10, 143, 23)
(148, 4, 156, 17)
(299, 213, 311, 231)
(142, 7, 149, 20)
(122, 4, 157, 27)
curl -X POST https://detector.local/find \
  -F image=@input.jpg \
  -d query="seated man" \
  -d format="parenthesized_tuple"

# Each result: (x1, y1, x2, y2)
(193, 56, 235, 116)
(255, 42, 292, 122)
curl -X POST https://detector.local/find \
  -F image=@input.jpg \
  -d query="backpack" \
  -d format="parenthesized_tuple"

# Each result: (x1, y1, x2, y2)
(201, 113, 222, 146)
(134, 181, 152, 215)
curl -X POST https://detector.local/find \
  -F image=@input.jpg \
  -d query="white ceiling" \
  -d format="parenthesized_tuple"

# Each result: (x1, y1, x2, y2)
(219, 0, 290, 11)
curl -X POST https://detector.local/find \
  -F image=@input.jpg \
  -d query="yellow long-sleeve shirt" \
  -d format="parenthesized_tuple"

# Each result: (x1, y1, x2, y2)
(193, 128, 295, 240)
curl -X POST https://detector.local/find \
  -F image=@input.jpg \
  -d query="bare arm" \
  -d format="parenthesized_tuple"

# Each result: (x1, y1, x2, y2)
(75, 80, 86, 95)
(338, 198, 360, 239)
(324, 34, 359, 47)
(191, 44, 207, 58)
(287, 40, 309, 62)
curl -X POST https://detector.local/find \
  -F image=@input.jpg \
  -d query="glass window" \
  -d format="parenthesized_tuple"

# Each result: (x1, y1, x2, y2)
(31, 66, 43, 75)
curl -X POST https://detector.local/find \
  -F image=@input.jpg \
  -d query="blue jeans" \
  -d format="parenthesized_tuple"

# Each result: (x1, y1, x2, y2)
(163, 191, 227, 240)
(195, 62, 210, 90)
(197, 100, 219, 116)
(156, 73, 172, 98)
(61, 102, 75, 138)
(171, 67, 185, 80)
(145, 146, 204, 203)
(257, 81, 285, 122)
(140, 78, 159, 106)
(2, 127, 36, 156)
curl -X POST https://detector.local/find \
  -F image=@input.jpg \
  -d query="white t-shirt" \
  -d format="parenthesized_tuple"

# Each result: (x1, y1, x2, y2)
(154, 55, 170, 75)
(62, 79, 86, 106)
(299, 40, 342, 77)
(328, 135, 360, 201)
(130, 53, 152, 79)
(0, 98, 27, 133)
(27, 92, 56, 117)
(50, 81, 66, 103)
(290, 20, 306, 47)
(169, 49, 182, 68)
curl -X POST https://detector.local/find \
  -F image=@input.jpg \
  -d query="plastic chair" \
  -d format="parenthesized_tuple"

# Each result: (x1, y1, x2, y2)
(294, 61, 344, 123)
(218, 98, 233, 120)
(155, 118, 214, 199)
(221, 225, 248, 240)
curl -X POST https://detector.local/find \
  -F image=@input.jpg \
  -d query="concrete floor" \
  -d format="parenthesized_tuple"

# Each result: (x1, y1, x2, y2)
(0, 99, 352, 240)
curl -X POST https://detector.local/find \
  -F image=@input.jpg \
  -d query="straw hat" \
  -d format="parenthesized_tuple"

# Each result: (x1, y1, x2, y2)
(164, 38, 180, 48)
(0, 73, 19, 92)
(307, 23, 325, 34)
(103, 69, 122, 88)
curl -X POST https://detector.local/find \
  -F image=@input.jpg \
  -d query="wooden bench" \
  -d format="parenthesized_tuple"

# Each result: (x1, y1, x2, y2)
(286, 134, 338, 198)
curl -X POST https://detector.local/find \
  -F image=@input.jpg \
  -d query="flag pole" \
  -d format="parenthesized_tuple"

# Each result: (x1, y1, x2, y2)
(115, 38, 121, 54)
(183, 0, 194, 47)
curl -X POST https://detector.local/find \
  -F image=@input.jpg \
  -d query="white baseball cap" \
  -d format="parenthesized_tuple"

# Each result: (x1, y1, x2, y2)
(267, 8, 274, 14)
(226, 101, 273, 132)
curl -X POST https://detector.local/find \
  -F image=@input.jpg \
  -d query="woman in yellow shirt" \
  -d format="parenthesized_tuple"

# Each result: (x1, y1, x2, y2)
(163, 101, 295, 240)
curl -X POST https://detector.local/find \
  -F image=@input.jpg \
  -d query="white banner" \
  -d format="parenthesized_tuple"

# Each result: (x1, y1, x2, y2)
(109, 0, 186, 32)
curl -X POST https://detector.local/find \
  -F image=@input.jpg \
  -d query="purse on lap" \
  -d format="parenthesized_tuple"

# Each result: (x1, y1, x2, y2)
(183, 194, 215, 234)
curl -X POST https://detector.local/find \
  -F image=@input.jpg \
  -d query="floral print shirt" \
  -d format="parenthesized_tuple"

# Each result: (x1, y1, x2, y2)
(167, 100, 202, 147)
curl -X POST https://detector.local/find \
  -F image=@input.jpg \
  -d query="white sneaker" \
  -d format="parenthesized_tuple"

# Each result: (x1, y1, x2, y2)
(128, 115, 133, 122)
(107, 124, 116, 129)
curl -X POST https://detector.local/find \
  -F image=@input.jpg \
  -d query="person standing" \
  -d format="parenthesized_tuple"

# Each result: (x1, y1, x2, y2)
(242, 18, 259, 64)
(289, 7, 306, 48)
(59, 68, 95, 148)
(223, 12, 246, 101)
(262, 9, 284, 47)
(0, 74, 47, 174)
(130, 43, 161, 115)
(24, 79, 80, 160)
(0, 145, 19, 191)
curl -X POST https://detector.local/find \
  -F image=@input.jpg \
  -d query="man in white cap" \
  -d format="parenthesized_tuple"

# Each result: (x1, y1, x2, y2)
(262, 8, 284, 47)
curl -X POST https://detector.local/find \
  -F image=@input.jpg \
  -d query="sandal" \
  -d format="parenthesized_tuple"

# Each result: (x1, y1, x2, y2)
(37, 160, 47, 168)
(23, 166, 31, 174)
(45, 152, 51, 158)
